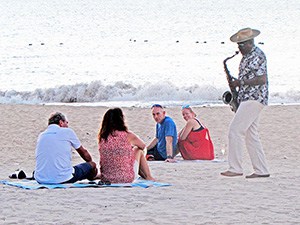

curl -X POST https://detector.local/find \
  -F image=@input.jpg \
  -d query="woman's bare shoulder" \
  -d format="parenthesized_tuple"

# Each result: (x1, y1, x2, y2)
(186, 118, 198, 125)
(127, 130, 134, 135)
(127, 130, 137, 138)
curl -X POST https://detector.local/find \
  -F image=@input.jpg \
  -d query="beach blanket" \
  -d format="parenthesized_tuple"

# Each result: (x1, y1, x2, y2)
(149, 158, 226, 163)
(177, 158, 226, 163)
(0, 179, 171, 190)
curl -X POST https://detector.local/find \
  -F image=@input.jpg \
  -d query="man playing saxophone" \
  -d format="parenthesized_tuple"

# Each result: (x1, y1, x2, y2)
(221, 28, 270, 178)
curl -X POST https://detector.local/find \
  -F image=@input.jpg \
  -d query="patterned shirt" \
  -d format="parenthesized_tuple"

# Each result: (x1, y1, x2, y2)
(99, 131, 135, 183)
(238, 46, 269, 105)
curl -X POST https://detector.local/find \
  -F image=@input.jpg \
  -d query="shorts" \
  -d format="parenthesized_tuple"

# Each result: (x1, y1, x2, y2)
(63, 162, 93, 183)
(147, 145, 165, 160)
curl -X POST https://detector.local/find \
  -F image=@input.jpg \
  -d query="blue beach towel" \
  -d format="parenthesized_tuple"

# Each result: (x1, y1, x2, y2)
(176, 158, 226, 163)
(0, 179, 171, 190)
(148, 158, 226, 163)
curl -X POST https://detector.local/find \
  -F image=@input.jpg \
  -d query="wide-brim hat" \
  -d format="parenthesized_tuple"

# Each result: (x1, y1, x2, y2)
(230, 28, 260, 43)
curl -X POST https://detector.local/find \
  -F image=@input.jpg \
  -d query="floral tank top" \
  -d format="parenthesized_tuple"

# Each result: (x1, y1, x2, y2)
(99, 131, 135, 183)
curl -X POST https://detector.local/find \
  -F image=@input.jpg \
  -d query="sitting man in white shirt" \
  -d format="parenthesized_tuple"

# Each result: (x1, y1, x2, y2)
(34, 112, 98, 184)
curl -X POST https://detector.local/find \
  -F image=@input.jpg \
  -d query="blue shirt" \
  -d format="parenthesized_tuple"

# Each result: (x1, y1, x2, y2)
(156, 116, 177, 159)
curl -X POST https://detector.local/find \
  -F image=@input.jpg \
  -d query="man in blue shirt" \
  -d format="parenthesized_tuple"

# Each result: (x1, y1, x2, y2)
(146, 104, 177, 162)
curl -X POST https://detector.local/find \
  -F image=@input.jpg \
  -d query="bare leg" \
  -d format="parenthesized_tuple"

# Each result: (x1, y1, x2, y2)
(87, 161, 99, 180)
(134, 147, 155, 181)
(93, 171, 102, 180)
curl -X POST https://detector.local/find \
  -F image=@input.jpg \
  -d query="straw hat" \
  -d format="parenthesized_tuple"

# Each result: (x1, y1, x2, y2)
(230, 28, 260, 43)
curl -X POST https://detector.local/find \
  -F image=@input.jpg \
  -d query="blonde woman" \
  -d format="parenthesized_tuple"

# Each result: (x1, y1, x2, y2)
(178, 105, 214, 160)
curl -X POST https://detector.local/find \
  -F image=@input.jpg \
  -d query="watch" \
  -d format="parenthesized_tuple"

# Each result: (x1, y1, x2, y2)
(167, 155, 173, 159)
(240, 80, 245, 86)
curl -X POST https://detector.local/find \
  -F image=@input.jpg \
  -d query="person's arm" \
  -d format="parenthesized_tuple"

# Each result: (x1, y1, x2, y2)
(76, 145, 93, 162)
(180, 120, 195, 140)
(241, 73, 267, 86)
(230, 74, 267, 88)
(146, 137, 158, 150)
(127, 131, 146, 150)
(178, 128, 183, 138)
(165, 136, 173, 156)
(76, 145, 98, 180)
(165, 136, 176, 162)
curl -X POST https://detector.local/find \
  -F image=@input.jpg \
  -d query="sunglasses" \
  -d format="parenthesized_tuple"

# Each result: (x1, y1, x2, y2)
(151, 104, 163, 109)
(181, 104, 190, 109)
(238, 42, 247, 47)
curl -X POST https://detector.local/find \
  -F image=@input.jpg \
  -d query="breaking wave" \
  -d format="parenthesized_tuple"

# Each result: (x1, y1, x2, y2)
(0, 80, 299, 106)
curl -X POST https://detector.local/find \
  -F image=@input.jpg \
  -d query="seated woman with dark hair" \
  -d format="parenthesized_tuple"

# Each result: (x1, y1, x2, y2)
(177, 105, 214, 160)
(98, 108, 155, 183)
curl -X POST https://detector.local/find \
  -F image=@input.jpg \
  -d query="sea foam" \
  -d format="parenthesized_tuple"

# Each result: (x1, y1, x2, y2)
(0, 80, 299, 107)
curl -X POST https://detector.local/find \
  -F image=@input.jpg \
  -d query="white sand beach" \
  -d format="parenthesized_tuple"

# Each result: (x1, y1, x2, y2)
(0, 104, 299, 224)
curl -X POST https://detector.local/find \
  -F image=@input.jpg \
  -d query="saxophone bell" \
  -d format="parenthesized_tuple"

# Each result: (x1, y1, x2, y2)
(222, 91, 233, 104)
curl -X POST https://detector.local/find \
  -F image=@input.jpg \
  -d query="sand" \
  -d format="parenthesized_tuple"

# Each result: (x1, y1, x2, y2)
(0, 104, 299, 224)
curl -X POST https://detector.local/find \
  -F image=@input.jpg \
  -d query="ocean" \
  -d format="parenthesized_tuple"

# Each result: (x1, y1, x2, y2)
(1, 0, 299, 107)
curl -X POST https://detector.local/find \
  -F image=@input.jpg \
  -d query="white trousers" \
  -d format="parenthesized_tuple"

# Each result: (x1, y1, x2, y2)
(228, 100, 269, 175)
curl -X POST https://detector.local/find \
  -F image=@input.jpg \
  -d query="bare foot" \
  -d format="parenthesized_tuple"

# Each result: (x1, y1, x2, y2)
(145, 176, 156, 181)
(93, 173, 102, 180)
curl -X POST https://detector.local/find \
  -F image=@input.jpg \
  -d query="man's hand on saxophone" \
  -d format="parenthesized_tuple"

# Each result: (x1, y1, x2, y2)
(229, 77, 241, 89)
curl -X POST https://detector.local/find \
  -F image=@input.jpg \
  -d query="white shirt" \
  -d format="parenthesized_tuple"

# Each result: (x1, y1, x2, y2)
(35, 124, 81, 184)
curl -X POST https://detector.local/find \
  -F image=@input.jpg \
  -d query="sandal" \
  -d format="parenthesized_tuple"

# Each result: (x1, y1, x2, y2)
(146, 154, 155, 161)
(9, 169, 27, 179)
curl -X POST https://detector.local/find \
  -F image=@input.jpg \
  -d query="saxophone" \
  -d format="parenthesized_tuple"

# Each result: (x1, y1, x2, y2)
(222, 51, 239, 112)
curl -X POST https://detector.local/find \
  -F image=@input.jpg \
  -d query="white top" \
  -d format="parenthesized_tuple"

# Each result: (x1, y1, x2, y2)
(34, 124, 81, 184)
